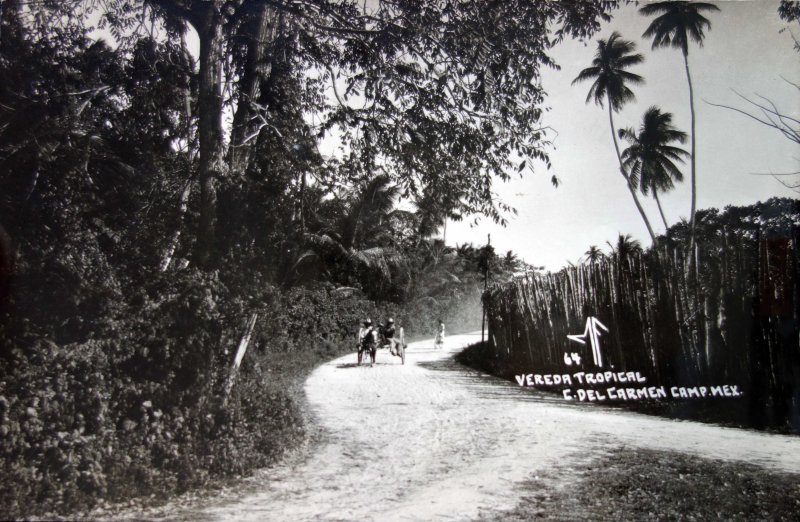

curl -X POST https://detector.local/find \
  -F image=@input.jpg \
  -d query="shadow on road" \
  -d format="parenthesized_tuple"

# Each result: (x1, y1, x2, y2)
(418, 354, 607, 411)
(335, 361, 403, 369)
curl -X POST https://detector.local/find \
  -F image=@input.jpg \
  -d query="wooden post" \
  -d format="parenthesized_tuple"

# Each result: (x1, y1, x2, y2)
(223, 312, 259, 403)
(482, 233, 491, 344)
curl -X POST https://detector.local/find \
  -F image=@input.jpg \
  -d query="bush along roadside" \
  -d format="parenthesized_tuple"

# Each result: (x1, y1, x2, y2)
(0, 266, 478, 519)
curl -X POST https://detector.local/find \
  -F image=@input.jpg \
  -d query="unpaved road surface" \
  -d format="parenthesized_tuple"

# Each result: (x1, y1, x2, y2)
(129, 333, 800, 521)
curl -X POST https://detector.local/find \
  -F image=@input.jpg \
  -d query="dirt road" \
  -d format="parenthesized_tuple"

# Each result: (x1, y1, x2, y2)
(131, 333, 800, 521)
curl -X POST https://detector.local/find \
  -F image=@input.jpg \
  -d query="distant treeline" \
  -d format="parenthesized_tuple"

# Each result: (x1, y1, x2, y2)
(484, 198, 799, 432)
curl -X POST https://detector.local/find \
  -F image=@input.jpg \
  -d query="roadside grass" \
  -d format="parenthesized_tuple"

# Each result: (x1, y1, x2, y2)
(479, 447, 800, 521)
(458, 341, 800, 521)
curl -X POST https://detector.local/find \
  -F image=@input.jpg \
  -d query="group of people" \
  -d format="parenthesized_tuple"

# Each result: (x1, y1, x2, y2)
(357, 318, 445, 355)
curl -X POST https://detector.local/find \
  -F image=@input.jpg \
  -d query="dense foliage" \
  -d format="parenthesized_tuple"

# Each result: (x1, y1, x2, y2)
(0, 0, 618, 515)
(0, 262, 490, 517)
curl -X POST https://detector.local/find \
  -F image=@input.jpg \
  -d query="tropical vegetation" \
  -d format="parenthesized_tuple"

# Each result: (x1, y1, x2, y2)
(640, 1, 720, 246)
(0, 0, 620, 516)
(572, 31, 657, 243)
(619, 106, 690, 229)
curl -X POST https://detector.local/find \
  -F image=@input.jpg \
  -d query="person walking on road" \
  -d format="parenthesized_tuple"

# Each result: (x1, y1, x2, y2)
(434, 319, 445, 349)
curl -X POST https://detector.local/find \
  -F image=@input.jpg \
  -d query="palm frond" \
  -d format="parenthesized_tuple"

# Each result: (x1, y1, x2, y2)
(659, 145, 691, 162)
(303, 232, 349, 258)
(616, 69, 645, 85)
(288, 249, 321, 275)
(640, 1, 720, 53)
(585, 81, 603, 106)
(618, 127, 637, 144)
(351, 247, 408, 283)
(616, 53, 645, 68)
(628, 160, 642, 190)
(571, 66, 601, 85)
(619, 106, 689, 198)
(574, 32, 643, 111)
(657, 157, 686, 182)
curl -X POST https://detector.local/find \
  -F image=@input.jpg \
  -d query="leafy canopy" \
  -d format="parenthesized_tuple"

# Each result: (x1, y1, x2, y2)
(102, 0, 624, 225)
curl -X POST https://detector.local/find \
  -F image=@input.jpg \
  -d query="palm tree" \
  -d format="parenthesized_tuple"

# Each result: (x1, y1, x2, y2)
(502, 250, 523, 272)
(413, 186, 465, 243)
(287, 175, 409, 295)
(640, 1, 720, 246)
(572, 32, 657, 244)
(337, 174, 400, 249)
(584, 245, 605, 263)
(618, 106, 690, 230)
(408, 239, 463, 299)
(606, 233, 643, 261)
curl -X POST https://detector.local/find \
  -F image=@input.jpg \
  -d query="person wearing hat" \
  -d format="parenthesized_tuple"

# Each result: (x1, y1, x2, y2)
(357, 318, 378, 366)
(358, 318, 373, 347)
(383, 317, 398, 356)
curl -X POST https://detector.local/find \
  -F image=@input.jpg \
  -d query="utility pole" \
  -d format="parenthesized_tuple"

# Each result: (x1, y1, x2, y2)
(482, 233, 491, 344)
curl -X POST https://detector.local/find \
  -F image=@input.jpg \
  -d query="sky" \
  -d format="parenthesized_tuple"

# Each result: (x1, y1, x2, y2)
(447, 0, 799, 270)
(89, 1, 798, 271)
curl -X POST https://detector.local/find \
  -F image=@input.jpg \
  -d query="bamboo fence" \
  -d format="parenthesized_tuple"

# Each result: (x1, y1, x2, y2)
(485, 227, 799, 430)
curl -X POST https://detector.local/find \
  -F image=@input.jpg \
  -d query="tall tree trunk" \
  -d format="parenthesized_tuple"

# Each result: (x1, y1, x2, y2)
(683, 51, 702, 382)
(193, 2, 226, 267)
(0, 222, 12, 314)
(299, 169, 306, 236)
(685, 50, 697, 250)
(228, 4, 279, 174)
(653, 189, 669, 231)
(607, 99, 657, 244)
(159, 32, 196, 272)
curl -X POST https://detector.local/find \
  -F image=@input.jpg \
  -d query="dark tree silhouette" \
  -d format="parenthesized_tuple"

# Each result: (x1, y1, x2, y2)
(584, 245, 605, 263)
(606, 233, 643, 260)
(290, 175, 408, 296)
(79, 0, 622, 268)
(640, 1, 720, 247)
(619, 106, 690, 230)
(572, 31, 657, 243)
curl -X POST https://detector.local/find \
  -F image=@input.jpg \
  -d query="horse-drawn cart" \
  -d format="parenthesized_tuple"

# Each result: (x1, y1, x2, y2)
(357, 326, 406, 366)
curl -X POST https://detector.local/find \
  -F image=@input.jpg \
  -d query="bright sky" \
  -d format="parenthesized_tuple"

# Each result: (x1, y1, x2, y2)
(447, 0, 799, 270)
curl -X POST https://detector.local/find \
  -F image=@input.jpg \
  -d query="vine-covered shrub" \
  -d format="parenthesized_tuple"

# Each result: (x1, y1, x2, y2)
(0, 259, 480, 518)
